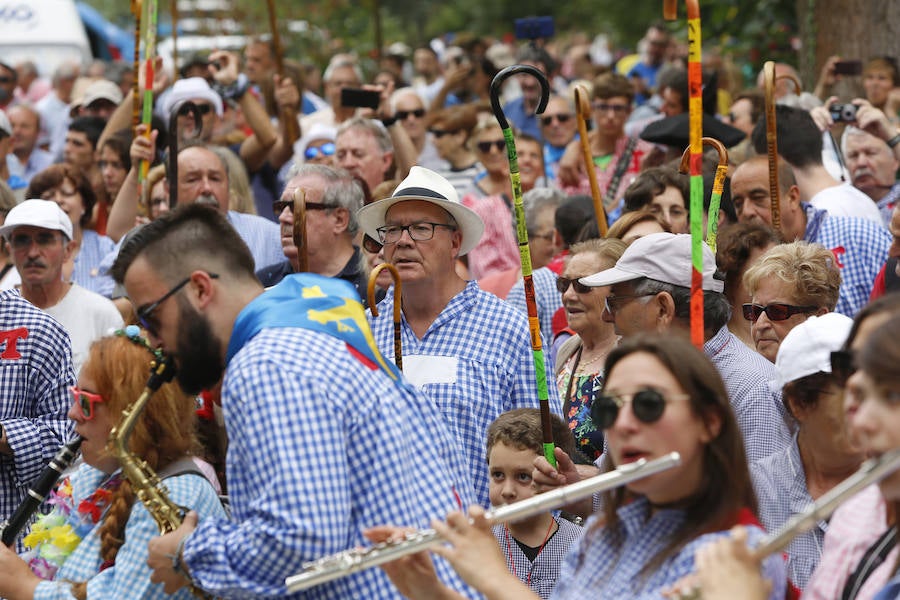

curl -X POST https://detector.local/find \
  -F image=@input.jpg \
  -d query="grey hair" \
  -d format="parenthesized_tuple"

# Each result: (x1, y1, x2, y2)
(286, 164, 364, 236)
(523, 188, 565, 235)
(840, 125, 887, 156)
(323, 59, 363, 85)
(389, 87, 425, 112)
(632, 278, 731, 333)
(337, 117, 394, 155)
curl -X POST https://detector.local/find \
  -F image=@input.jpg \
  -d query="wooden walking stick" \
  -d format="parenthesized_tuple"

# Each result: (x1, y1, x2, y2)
(763, 63, 803, 234)
(265, 0, 301, 145)
(291, 187, 309, 273)
(490, 64, 557, 467)
(170, 0, 179, 81)
(678, 137, 728, 252)
(573, 84, 607, 236)
(367, 263, 402, 370)
(665, 0, 704, 350)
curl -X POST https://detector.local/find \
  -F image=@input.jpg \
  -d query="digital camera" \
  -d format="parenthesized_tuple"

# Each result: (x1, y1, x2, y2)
(830, 103, 858, 123)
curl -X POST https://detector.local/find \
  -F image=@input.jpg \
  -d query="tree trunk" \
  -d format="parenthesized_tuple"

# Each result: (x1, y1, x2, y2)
(797, 0, 900, 99)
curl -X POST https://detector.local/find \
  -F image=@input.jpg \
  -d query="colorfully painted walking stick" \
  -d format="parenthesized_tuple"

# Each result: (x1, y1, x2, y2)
(573, 84, 608, 236)
(489, 65, 556, 467)
(367, 263, 402, 370)
(131, 0, 142, 132)
(265, 0, 301, 145)
(678, 137, 728, 252)
(137, 0, 158, 196)
(665, 0, 704, 349)
(167, 101, 203, 208)
(291, 187, 308, 273)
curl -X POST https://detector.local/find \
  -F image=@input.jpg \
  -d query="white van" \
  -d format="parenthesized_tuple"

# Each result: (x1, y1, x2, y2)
(0, 0, 91, 75)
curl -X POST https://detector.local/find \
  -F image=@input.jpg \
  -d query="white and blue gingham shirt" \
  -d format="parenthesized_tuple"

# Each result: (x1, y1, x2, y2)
(506, 267, 562, 341)
(494, 518, 584, 599)
(370, 280, 562, 506)
(751, 435, 824, 591)
(33, 464, 225, 600)
(803, 204, 892, 317)
(705, 326, 792, 464)
(182, 327, 477, 599)
(0, 290, 74, 549)
(72, 230, 116, 298)
(553, 497, 787, 599)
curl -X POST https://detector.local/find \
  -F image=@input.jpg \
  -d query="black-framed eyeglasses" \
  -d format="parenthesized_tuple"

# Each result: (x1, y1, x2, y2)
(304, 142, 335, 161)
(477, 140, 506, 154)
(556, 276, 593, 295)
(830, 349, 856, 387)
(272, 199, 332, 215)
(136, 273, 220, 336)
(10, 231, 63, 250)
(604, 292, 657, 315)
(541, 113, 572, 126)
(742, 303, 817, 323)
(590, 388, 689, 430)
(362, 234, 383, 253)
(376, 222, 457, 245)
(396, 108, 426, 120)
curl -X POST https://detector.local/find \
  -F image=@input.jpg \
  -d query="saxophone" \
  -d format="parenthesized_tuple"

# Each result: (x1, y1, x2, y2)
(107, 355, 209, 598)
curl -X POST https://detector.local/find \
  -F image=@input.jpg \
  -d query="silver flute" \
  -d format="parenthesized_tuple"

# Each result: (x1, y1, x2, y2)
(286, 451, 682, 592)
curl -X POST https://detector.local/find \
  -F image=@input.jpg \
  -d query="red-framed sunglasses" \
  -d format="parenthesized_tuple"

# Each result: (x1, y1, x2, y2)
(70, 386, 105, 420)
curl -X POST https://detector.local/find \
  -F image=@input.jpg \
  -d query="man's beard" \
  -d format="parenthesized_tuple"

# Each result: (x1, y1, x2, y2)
(173, 295, 224, 394)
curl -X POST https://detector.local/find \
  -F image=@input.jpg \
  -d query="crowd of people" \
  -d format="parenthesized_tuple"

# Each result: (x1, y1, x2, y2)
(0, 16, 898, 600)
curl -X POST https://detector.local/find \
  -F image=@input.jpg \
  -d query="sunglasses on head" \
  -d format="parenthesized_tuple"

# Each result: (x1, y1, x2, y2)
(742, 303, 817, 322)
(70, 386, 104, 420)
(396, 108, 426, 120)
(304, 142, 335, 161)
(541, 113, 572, 126)
(556, 276, 592, 294)
(830, 349, 856, 387)
(477, 140, 506, 154)
(590, 388, 688, 430)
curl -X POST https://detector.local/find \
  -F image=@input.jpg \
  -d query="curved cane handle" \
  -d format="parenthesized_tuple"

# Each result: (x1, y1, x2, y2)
(678, 137, 729, 251)
(490, 65, 550, 129)
(677, 136, 728, 173)
(763, 61, 782, 232)
(776, 73, 803, 95)
(167, 100, 203, 208)
(291, 188, 308, 273)
(367, 263, 402, 370)
(574, 85, 607, 236)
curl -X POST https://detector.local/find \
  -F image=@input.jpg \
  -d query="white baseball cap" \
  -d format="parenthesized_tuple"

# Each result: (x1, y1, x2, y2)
(356, 166, 484, 256)
(580, 232, 724, 292)
(0, 199, 73, 240)
(775, 312, 853, 388)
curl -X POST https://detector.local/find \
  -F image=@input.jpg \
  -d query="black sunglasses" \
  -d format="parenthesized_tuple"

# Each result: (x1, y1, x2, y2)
(591, 388, 687, 430)
(396, 108, 426, 120)
(477, 140, 506, 153)
(195, 103, 214, 115)
(430, 129, 455, 138)
(556, 276, 592, 294)
(272, 200, 331, 214)
(136, 273, 220, 336)
(742, 303, 817, 322)
(830, 349, 856, 387)
(541, 113, 572, 126)
(362, 234, 383, 253)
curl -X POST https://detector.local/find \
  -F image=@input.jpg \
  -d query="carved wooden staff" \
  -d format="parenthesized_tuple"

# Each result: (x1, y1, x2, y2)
(367, 263, 402, 370)
(763, 62, 803, 234)
(665, 0, 704, 349)
(291, 187, 309, 273)
(490, 64, 556, 467)
(573, 84, 608, 236)
(678, 137, 728, 252)
(265, 0, 301, 145)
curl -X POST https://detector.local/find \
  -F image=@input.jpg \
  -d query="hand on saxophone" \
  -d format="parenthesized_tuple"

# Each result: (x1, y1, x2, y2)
(146, 510, 199, 594)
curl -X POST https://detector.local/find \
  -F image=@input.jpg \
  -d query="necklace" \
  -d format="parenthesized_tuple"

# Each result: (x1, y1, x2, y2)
(503, 515, 556, 587)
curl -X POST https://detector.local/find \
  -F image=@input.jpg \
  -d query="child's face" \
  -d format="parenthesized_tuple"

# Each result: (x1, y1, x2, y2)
(488, 442, 539, 507)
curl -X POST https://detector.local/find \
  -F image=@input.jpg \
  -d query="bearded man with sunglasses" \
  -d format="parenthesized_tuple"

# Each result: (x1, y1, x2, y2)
(581, 232, 790, 463)
(0, 200, 122, 375)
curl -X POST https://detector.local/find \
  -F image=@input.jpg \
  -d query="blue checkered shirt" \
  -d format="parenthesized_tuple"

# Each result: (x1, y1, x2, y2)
(182, 327, 477, 599)
(370, 280, 562, 506)
(33, 464, 225, 600)
(876, 182, 899, 228)
(493, 518, 583, 599)
(751, 435, 823, 591)
(226, 211, 285, 271)
(506, 267, 563, 341)
(705, 326, 792, 464)
(803, 204, 892, 317)
(553, 497, 787, 599)
(0, 290, 75, 551)
(72, 230, 116, 298)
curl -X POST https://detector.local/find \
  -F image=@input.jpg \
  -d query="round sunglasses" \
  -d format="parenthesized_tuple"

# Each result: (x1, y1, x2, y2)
(590, 388, 689, 430)
(70, 386, 104, 421)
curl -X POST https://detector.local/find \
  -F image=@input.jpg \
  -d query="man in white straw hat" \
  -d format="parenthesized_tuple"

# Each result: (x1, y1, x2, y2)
(358, 166, 560, 506)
